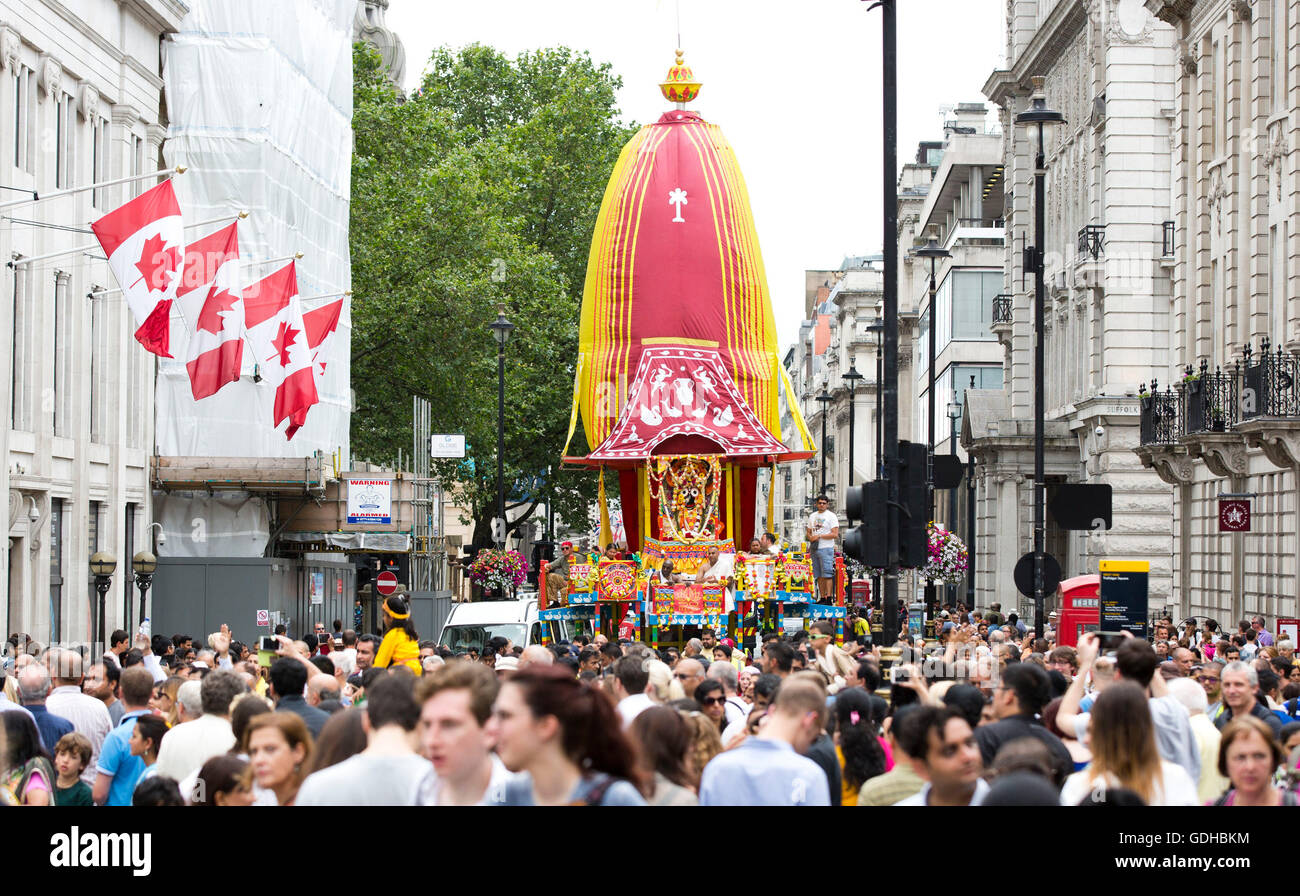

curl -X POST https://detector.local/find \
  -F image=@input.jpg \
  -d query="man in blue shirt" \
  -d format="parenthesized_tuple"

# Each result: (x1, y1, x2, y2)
(699, 675, 830, 806)
(93, 666, 156, 805)
(16, 663, 73, 752)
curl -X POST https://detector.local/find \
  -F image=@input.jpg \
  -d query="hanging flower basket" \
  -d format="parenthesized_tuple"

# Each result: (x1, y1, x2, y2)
(924, 523, 969, 583)
(469, 549, 528, 597)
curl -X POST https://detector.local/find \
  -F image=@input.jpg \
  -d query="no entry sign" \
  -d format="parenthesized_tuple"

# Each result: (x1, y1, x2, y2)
(376, 570, 399, 596)
(1219, 499, 1251, 532)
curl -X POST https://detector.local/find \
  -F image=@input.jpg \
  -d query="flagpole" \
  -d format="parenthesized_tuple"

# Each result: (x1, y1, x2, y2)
(299, 290, 351, 303)
(10, 211, 248, 270)
(0, 165, 187, 212)
(244, 253, 303, 269)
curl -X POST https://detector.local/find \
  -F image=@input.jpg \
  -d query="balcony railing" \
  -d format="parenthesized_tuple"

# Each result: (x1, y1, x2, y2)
(1139, 382, 1180, 445)
(1077, 224, 1105, 260)
(943, 217, 1005, 247)
(1182, 361, 1238, 434)
(1161, 221, 1175, 257)
(992, 293, 1013, 325)
(1138, 340, 1300, 447)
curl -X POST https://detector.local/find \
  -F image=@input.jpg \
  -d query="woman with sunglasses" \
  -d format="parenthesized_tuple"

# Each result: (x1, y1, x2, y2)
(694, 679, 728, 734)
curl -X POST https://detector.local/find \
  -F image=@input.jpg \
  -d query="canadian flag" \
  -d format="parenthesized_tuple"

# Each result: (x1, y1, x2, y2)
(90, 179, 184, 357)
(284, 296, 344, 439)
(243, 261, 318, 437)
(175, 223, 243, 401)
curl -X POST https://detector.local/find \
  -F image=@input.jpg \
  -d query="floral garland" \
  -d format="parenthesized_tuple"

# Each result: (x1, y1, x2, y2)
(924, 523, 969, 583)
(469, 549, 528, 594)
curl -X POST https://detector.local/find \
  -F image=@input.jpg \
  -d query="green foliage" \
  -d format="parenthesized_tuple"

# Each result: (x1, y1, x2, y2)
(350, 43, 634, 545)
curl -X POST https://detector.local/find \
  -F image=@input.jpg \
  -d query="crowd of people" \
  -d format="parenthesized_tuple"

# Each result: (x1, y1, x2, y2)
(2, 589, 1298, 806)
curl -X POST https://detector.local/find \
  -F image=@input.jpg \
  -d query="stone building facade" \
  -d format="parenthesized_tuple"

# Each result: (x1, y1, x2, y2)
(974, 0, 1178, 619)
(1, 0, 186, 644)
(1137, 0, 1300, 625)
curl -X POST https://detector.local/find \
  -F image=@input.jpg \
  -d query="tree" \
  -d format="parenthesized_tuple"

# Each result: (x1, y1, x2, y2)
(350, 44, 634, 547)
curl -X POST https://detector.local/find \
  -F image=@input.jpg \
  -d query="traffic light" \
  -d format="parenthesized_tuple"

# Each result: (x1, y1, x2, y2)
(844, 480, 888, 568)
(898, 440, 928, 568)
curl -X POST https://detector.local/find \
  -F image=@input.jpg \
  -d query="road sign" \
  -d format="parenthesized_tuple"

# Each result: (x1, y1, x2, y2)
(430, 434, 466, 458)
(1219, 499, 1251, 532)
(1013, 551, 1062, 598)
(932, 455, 965, 489)
(376, 571, 399, 596)
(1049, 484, 1113, 530)
(1099, 560, 1149, 639)
(256, 609, 270, 628)
(491, 517, 505, 544)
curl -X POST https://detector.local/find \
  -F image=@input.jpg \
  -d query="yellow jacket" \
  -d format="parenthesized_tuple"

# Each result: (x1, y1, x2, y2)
(375, 628, 422, 674)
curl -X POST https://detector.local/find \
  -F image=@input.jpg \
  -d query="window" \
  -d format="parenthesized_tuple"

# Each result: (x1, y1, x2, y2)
(12, 64, 32, 172)
(49, 498, 63, 641)
(54, 91, 75, 189)
(52, 272, 68, 436)
(1274, 0, 1289, 112)
(10, 264, 29, 430)
(89, 285, 101, 441)
(91, 115, 110, 208)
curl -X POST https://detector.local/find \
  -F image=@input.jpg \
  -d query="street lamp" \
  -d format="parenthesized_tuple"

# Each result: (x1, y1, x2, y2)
(89, 551, 116, 649)
(842, 365, 865, 520)
(915, 224, 951, 622)
(488, 309, 515, 548)
(132, 551, 156, 633)
(815, 388, 833, 495)
(947, 399, 962, 609)
(1016, 76, 1065, 639)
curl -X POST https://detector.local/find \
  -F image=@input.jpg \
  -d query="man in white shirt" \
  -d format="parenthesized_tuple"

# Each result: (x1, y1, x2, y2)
(611, 655, 655, 726)
(43, 648, 112, 787)
(415, 661, 514, 806)
(103, 630, 129, 669)
(760, 531, 782, 556)
(156, 670, 241, 787)
(805, 495, 839, 602)
(697, 546, 737, 613)
(297, 675, 434, 806)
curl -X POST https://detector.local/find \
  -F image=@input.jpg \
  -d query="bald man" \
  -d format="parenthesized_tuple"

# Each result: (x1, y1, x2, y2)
(518, 645, 554, 670)
(306, 673, 343, 715)
(44, 647, 112, 786)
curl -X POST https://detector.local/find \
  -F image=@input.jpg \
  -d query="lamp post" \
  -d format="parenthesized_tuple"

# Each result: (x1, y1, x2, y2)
(488, 309, 515, 548)
(132, 551, 156, 633)
(947, 398, 962, 609)
(964, 374, 976, 608)
(89, 551, 116, 649)
(1015, 76, 1065, 639)
(842, 365, 865, 520)
(915, 225, 951, 622)
(816, 388, 833, 495)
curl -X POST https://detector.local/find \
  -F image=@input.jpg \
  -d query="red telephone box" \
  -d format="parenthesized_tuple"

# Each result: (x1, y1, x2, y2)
(1057, 574, 1101, 647)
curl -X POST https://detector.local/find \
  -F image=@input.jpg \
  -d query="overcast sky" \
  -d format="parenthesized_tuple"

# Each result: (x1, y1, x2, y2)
(384, 0, 1005, 351)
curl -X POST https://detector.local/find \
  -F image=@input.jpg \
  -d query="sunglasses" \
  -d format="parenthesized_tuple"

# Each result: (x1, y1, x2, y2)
(702, 696, 727, 706)
(674, 673, 698, 681)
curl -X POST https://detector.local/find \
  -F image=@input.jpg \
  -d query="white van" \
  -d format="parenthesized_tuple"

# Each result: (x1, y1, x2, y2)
(437, 595, 570, 653)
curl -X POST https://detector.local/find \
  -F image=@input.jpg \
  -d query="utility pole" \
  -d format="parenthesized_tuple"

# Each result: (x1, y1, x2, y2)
(878, 0, 900, 647)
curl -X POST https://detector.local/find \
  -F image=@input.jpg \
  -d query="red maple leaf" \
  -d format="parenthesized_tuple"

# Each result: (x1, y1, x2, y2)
(268, 320, 301, 367)
(134, 234, 181, 293)
(197, 288, 238, 335)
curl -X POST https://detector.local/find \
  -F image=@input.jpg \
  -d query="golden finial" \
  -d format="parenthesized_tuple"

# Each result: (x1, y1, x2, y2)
(660, 48, 701, 106)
